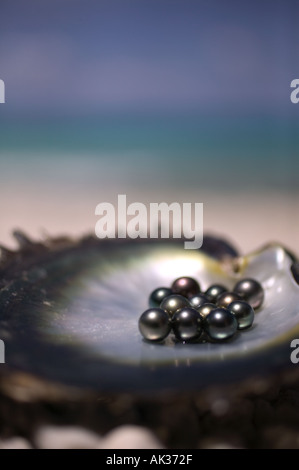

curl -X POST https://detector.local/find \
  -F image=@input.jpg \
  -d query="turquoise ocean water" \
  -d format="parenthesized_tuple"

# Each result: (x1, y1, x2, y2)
(0, 113, 298, 195)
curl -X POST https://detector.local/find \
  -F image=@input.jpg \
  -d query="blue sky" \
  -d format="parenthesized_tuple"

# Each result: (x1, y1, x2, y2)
(0, 0, 298, 116)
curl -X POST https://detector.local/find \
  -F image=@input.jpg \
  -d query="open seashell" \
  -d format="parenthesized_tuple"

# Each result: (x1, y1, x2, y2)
(0, 232, 298, 400)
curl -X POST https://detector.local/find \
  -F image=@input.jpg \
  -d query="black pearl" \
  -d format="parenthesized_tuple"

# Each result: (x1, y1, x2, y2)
(149, 287, 173, 308)
(197, 302, 217, 319)
(138, 308, 171, 341)
(171, 276, 200, 299)
(189, 293, 210, 310)
(204, 308, 238, 341)
(172, 307, 202, 341)
(216, 291, 243, 309)
(228, 300, 254, 330)
(205, 284, 228, 303)
(160, 294, 190, 317)
(233, 278, 264, 309)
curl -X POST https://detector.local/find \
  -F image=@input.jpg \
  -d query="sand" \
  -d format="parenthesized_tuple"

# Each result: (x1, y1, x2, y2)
(0, 183, 298, 256)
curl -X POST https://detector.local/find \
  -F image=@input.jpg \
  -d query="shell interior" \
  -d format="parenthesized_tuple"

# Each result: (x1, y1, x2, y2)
(0, 238, 298, 392)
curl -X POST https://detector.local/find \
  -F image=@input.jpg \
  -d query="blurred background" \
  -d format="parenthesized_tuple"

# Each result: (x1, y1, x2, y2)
(0, 0, 298, 253)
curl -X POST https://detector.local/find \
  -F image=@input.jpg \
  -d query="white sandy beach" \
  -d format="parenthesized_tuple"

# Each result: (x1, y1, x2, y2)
(0, 183, 298, 256)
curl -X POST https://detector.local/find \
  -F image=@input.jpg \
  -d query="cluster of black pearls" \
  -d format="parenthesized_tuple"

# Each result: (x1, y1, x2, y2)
(139, 276, 264, 343)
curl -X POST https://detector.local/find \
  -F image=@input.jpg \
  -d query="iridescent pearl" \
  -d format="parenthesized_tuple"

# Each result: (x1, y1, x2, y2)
(138, 308, 171, 341)
(233, 278, 264, 309)
(171, 276, 200, 298)
(197, 302, 217, 319)
(172, 307, 202, 341)
(189, 293, 210, 310)
(149, 287, 173, 308)
(160, 294, 190, 317)
(205, 284, 227, 303)
(216, 291, 243, 309)
(204, 307, 238, 341)
(228, 300, 255, 330)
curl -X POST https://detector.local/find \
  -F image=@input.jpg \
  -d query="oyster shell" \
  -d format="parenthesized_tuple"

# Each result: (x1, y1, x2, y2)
(0, 232, 298, 399)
